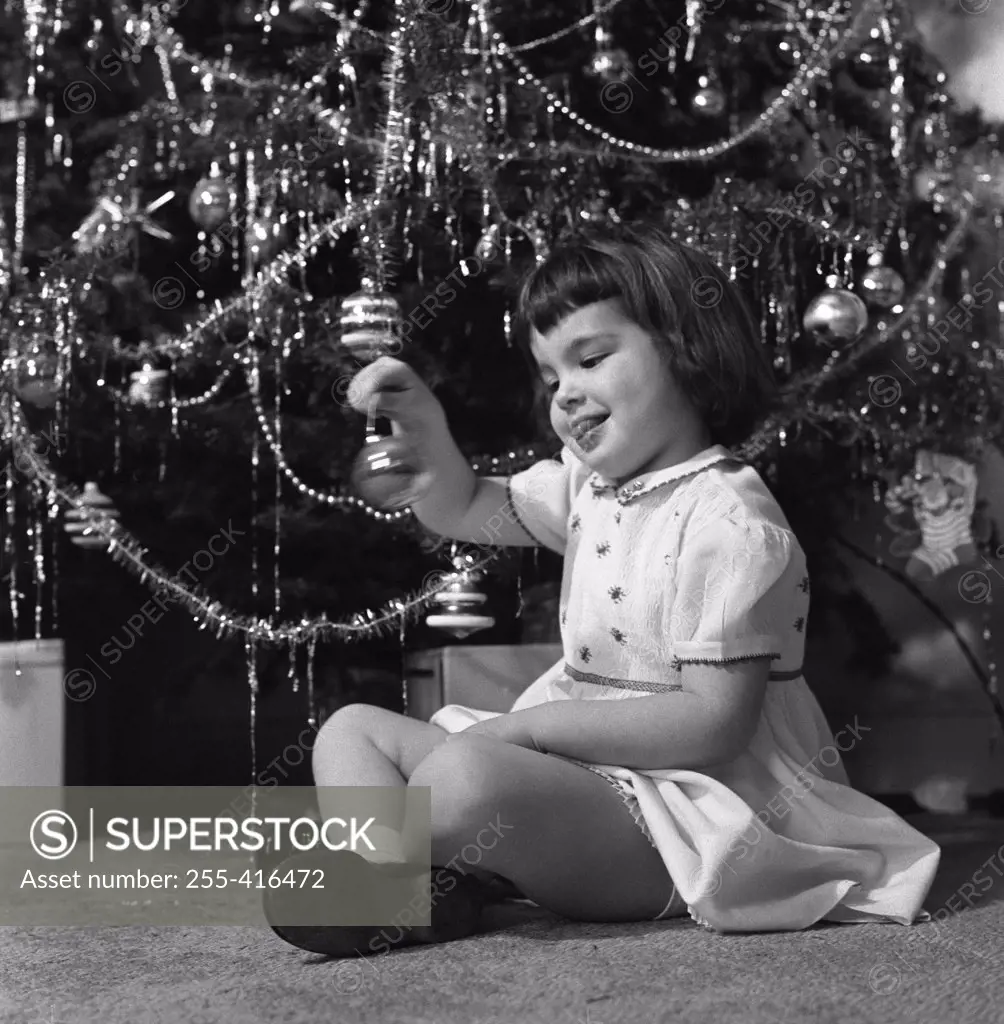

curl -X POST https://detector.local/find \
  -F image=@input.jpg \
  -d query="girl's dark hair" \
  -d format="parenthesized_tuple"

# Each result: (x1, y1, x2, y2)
(514, 221, 778, 449)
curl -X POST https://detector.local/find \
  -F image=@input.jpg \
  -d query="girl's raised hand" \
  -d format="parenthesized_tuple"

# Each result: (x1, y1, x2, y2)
(346, 355, 446, 436)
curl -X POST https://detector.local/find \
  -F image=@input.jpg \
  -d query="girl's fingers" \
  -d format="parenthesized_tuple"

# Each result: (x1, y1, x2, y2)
(346, 359, 403, 411)
(347, 359, 422, 419)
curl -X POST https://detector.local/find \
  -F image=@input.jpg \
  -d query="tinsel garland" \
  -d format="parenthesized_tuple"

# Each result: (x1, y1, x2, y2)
(0, 179, 978, 648)
(358, 0, 415, 292)
(0, 0, 991, 654)
(496, 0, 876, 163)
(506, 0, 627, 51)
(144, 197, 384, 361)
(242, 353, 541, 517)
(1, 394, 506, 646)
(34, 0, 903, 370)
(737, 202, 973, 464)
(0, 192, 975, 649)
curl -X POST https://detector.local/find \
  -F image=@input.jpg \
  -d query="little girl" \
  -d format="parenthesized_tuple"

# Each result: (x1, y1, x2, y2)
(267, 222, 940, 957)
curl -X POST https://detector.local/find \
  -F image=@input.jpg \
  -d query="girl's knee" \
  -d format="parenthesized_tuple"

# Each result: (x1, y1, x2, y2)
(315, 702, 393, 742)
(312, 703, 379, 764)
(409, 735, 514, 838)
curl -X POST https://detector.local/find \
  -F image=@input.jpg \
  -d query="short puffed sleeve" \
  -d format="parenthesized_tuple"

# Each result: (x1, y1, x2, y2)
(667, 516, 798, 666)
(503, 446, 591, 555)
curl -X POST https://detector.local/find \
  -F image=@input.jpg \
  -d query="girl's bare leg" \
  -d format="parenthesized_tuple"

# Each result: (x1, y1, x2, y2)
(313, 703, 448, 787)
(408, 733, 677, 921)
(311, 704, 448, 833)
(311, 705, 504, 885)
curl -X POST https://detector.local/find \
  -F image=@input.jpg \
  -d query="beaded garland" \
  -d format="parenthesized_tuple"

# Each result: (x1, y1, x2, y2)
(1, 0, 1000, 751)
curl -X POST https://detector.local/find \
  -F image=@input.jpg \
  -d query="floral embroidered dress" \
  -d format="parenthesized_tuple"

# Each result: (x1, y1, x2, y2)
(429, 443, 940, 933)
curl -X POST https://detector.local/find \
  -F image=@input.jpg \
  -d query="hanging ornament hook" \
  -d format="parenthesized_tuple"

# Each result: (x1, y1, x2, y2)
(365, 394, 380, 439)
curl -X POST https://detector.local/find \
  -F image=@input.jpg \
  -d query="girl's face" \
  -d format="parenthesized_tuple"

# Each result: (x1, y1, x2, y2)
(530, 299, 710, 484)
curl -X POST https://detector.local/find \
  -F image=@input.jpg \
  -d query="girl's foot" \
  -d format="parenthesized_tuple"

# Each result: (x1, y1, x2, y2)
(263, 850, 486, 958)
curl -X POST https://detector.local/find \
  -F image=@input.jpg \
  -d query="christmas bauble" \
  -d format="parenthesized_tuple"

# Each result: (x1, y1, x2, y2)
(426, 560, 494, 638)
(858, 265, 906, 309)
(16, 346, 59, 407)
(64, 482, 120, 550)
(350, 433, 431, 511)
(426, 577, 495, 638)
(802, 288, 869, 345)
(289, 0, 339, 17)
(7, 299, 59, 408)
(587, 30, 632, 83)
(338, 288, 404, 360)
(13, 342, 59, 408)
(188, 175, 233, 231)
(129, 364, 169, 405)
(474, 223, 501, 262)
(690, 77, 726, 117)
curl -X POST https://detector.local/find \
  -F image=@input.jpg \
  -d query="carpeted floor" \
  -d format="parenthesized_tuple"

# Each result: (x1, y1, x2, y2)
(2, 815, 1002, 1024)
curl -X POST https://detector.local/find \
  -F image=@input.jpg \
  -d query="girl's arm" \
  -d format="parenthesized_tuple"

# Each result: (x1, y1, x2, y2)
(346, 356, 569, 548)
(468, 658, 771, 769)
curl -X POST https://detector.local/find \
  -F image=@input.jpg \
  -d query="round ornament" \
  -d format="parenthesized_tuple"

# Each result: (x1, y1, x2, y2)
(426, 554, 495, 638)
(289, 0, 340, 17)
(587, 29, 632, 83)
(350, 431, 431, 511)
(858, 265, 906, 309)
(129, 363, 169, 405)
(690, 75, 726, 117)
(64, 482, 120, 550)
(6, 299, 59, 408)
(188, 175, 234, 231)
(338, 288, 404, 361)
(14, 342, 59, 408)
(802, 288, 869, 345)
(474, 223, 501, 263)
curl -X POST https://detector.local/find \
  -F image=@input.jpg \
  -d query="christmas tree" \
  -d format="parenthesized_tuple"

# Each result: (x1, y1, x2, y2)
(2, 0, 1004, 762)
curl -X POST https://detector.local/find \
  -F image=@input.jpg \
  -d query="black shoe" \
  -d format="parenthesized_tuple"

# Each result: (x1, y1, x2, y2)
(255, 835, 286, 877)
(263, 850, 485, 958)
(480, 875, 525, 905)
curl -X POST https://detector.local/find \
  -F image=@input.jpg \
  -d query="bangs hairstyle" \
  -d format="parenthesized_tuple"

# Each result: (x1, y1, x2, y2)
(514, 222, 778, 449)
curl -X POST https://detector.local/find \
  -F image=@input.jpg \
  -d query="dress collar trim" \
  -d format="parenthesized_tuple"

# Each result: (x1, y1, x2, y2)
(588, 444, 735, 504)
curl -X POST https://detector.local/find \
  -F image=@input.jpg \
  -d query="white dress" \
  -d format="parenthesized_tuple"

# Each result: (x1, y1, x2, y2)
(430, 444, 940, 933)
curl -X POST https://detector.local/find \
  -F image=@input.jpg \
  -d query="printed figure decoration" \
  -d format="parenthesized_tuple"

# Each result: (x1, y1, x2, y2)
(883, 449, 980, 580)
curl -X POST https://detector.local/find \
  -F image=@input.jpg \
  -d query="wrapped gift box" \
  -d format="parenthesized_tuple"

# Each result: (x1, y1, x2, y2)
(1, 639, 64, 787)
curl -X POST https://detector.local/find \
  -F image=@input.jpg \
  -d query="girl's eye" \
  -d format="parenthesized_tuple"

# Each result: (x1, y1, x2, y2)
(544, 380, 559, 394)
(581, 354, 606, 369)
